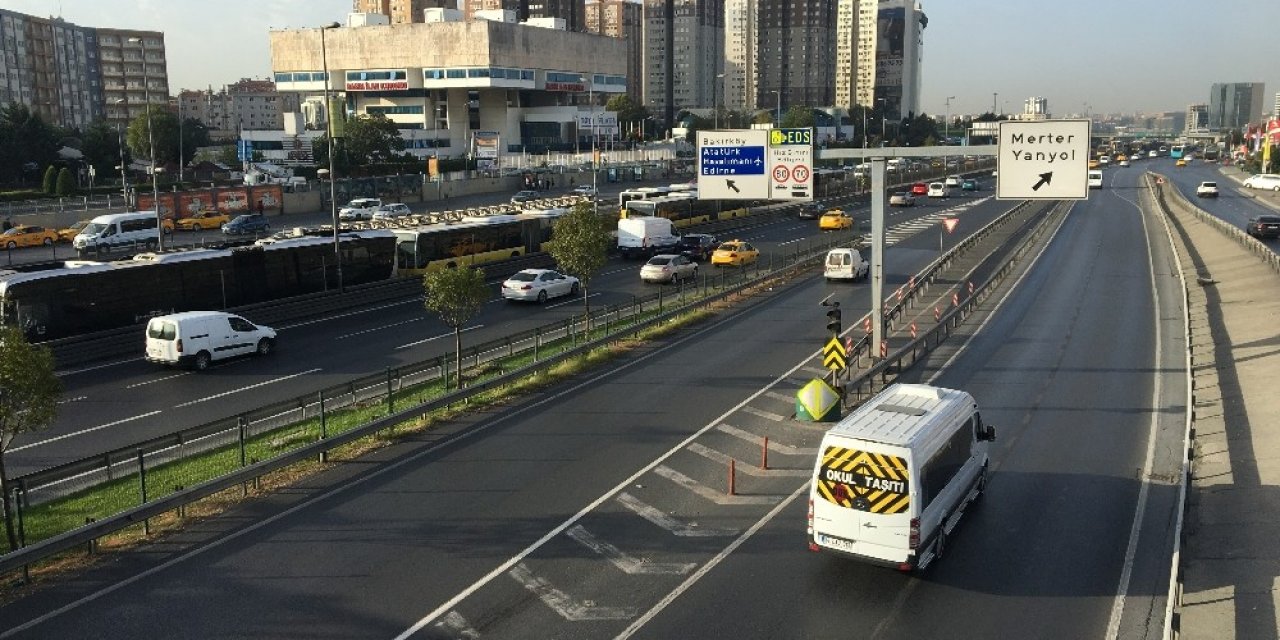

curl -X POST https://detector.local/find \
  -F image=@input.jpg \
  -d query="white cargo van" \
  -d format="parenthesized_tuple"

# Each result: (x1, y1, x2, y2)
(1088, 170, 1103, 189)
(145, 311, 276, 371)
(824, 248, 868, 282)
(73, 211, 169, 255)
(808, 383, 995, 571)
(617, 216, 679, 259)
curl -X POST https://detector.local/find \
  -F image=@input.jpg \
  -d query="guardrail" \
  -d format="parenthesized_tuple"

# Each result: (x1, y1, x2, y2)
(0, 234, 843, 574)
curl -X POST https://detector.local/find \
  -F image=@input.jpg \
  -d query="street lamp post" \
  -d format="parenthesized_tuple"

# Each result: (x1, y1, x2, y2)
(177, 96, 184, 183)
(877, 98, 888, 146)
(773, 90, 781, 126)
(714, 73, 725, 130)
(113, 99, 130, 206)
(319, 21, 343, 291)
(129, 36, 163, 251)
(944, 95, 956, 169)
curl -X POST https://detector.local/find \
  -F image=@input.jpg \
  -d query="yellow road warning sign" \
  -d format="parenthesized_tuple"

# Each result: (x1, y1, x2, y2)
(822, 336, 847, 371)
(815, 447, 910, 514)
(795, 378, 841, 422)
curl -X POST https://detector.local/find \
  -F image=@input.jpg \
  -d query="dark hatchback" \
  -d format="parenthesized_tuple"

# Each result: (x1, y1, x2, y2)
(1247, 215, 1280, 239)
(222, 213, 271, 235)
(676, 233, 718, 261)
(798, 203, 824, 220)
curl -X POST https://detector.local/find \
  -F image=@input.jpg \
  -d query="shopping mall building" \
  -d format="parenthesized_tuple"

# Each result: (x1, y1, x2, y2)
(264, 13, 628, 165)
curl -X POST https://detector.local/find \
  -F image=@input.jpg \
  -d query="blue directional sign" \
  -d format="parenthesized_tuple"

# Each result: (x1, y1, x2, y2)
(696, 130, 769, 199)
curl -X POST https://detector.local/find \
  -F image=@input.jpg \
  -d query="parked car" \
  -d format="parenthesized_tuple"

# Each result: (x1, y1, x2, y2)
(640, 254, 698, 284)
(1243, 174, 1280, 191)
(337, 197, 382, 221)
(1247, 215, 1280, 239)
(927, 182, 948, 198)
(175, 210, 231, 231)
(511, 190, 541, 204)
(889, 192, 916, 207)
(1, 225, 58, 249)
(372, 203, 412, 221)
(819, 210, 853, 230)
(675, 233, 718, 261)
(501, 268, 580, 303)
(710, 239, 759, 267)
(798, 202, 825, 220)
(222, 213, 271, 235)
(1195, 182, 1219, 198)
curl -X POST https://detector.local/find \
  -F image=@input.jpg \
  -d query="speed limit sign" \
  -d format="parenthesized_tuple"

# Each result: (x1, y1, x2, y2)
(772, 165, 791, 183)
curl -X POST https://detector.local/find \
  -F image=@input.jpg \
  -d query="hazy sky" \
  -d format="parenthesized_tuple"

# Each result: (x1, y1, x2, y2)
(9, 0, 1280, 117)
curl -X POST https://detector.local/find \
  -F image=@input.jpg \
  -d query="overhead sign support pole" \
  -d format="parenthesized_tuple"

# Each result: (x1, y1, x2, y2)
(870, 157, 886, 360)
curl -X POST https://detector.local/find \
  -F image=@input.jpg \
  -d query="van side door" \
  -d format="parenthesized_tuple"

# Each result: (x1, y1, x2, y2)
(221, 315, 259, 357)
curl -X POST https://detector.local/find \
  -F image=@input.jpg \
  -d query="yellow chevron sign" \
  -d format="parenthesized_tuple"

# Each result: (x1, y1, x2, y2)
(815, 447, 911, 514)
(822, 336, 847, 371)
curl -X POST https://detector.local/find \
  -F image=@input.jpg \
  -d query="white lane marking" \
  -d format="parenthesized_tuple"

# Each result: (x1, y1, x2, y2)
(545, 292, 599, 310)
(565, 525, 697, 575)
(507, 563, 637, 621)
(56, 357, 141, 377)
(9, 411, 162, 452)
(435, 611, 480, 639)
(396, 325, 483, 350)
(686, 443, 808, 477)
(56, 396, 87, 404)
(763, 390, 796, 405)
(125, 371, 190, 388)
(1105, 175, 1166, 640)
(172, 369, 322, 408)
(280, 298, 420, 330)
(614, 482, 809, 639)
(615, 493, 739, 538)
(336, 318, 420, 340)
(653, 465, 782, 505)
(740, 405, 788, 422)
(716, 423, 816, 456)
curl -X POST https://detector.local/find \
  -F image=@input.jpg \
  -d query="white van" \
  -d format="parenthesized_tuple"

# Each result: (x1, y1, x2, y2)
(1088, 170, 1104, 189)
(73, 211, 169, 255)
(617, 216, 679, 259)
(145, 311, 276, 371)
(824, 247, 868, 282)
(808, 383, 996, 571)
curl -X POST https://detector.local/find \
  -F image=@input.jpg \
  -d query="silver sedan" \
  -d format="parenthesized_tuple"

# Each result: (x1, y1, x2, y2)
(640, 254, 698, 284)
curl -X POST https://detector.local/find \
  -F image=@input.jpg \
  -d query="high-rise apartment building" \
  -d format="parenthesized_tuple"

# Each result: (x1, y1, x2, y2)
(0, 9, 167, 131)
(585, 0, 643, 103)
(1274, 91, 1280, 118)
(353, 0, 452, 23)
(1208, 82, 1265, 130)
(833, 0, 875, 111)
(463, 0, 586, 30)
(179, 79, 293, 140)
(723, 0, 756, 112)
(1186, 103, 1209, 133)
(642, 0, 722, 125)
(755, 0, 836, 114)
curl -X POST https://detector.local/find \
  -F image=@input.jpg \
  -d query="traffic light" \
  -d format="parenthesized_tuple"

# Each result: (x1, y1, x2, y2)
(826, 304, 842, 336)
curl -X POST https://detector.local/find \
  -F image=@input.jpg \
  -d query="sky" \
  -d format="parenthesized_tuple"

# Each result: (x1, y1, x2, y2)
(9, 0, 1280, 118)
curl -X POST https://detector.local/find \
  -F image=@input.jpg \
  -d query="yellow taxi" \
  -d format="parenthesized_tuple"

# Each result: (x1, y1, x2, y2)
(2, 224, 59, 249)
(818, 209, 853, 231)
(1175, 158, 1188, 167)
(175, 210, 231, 231)
(1088, 159, 1100, 169)
(57, 219, 90, 242)
(710, 239, 759, 267)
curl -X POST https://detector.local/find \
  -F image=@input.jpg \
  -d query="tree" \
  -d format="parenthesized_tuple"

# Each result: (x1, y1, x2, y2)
(179, 117, 211, 169)
(422, 267, 490, 390)
(752, 110, 774, 125)
(55, 167, 74, 196)
(82, 120, 128, 184)
(0, 104, 61, 185)
(606, 95, 651, 138)
(682, 115, 712, 144)
(42, 165, 57, 194)
(547, 202, 611, 328)
(342, 114, 405, 166)
(0, 326, 61, 553)
(126, 106, 180, 168)
(780, 106, 816, 129)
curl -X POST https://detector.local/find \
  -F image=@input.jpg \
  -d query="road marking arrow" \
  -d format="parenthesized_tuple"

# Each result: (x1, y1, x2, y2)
(566, 525, 698, 575)
(508, 563, 637, 621)
(1031, 172, 1053, 191)
(726, 179, 740, 193)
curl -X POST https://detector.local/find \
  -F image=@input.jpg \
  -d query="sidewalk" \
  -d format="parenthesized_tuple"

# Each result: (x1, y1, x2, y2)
(1162, 183, 1280, 639)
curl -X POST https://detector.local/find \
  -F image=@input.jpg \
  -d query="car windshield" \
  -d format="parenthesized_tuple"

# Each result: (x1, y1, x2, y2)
(1202, 183, 1217, 188)
(1261, 217, 1280, 224)
(717, 244, 738, 251)
(509, 272, 537, 282)
(81, 223, 108, 235)
(231, 215, 252, 223)
(647, 257, 672, 265)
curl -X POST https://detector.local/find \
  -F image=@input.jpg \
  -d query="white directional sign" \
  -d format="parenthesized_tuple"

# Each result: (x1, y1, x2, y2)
(996, 119, 1091, 200)
(698, 128, 814, 201)
(697, 130, 769, 199)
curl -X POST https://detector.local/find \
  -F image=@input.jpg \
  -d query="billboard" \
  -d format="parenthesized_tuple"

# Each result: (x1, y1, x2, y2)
(875, 7, 905, 89)
(473, 131, 500, 169)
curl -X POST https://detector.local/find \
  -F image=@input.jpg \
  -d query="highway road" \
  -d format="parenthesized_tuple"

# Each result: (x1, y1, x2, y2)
(10, 171, 993, 475)
(0, 164, 1185, 639)
(1150, 157, 1280, 253)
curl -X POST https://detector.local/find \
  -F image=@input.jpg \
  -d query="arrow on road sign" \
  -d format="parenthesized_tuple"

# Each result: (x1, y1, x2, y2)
(822, 336, 848, 371)
(1031, 172, 1053, 191)
(726, 179, 740, 193)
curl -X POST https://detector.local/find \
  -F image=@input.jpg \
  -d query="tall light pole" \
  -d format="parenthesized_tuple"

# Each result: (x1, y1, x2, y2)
(113, 99, 130, 206)
(129, 36, 163, 251)
(589, 72, 598, 196)
(319, 22, 343, 291)
(769, 89, 781, 126)
(177, 95, 184, 183)
(944, 95, 956, 169)
(992, 92, 998, 116)
(877, 97, 888, 146)
(714, 73, 725, 130)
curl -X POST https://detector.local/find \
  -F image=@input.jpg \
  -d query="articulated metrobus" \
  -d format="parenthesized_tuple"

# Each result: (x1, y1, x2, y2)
(393, 208, 567, 275)
(620, 193, 754, 229)
(617, 187, 674, 211)
(1170, 144, 1185, 159)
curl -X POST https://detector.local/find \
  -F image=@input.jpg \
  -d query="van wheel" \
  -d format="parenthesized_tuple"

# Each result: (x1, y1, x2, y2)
(194, 351, 211, 371)
(256, 338, 274, 356)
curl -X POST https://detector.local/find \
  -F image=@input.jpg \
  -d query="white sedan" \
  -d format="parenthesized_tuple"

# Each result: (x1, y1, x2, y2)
(640, 254, 698, 284)
(501, 268, 580, 303)
(571, 185, 598, 198)
(371, 203, 411, 221)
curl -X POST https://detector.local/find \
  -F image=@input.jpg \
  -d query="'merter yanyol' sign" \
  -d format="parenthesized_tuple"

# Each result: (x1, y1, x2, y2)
(996, 120, 1090, 200)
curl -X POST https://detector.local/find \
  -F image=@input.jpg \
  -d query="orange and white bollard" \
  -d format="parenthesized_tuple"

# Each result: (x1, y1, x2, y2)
(761, 437, 770, 470)
(728, 459, 737, 495)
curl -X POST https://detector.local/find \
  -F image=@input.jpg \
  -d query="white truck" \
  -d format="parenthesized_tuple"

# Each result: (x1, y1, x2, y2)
(617, 216, 679, 259)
